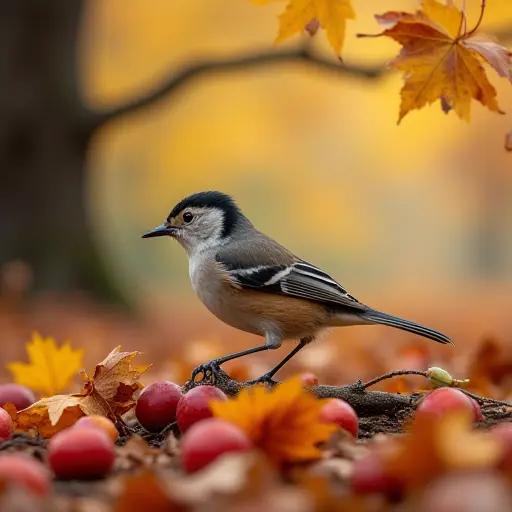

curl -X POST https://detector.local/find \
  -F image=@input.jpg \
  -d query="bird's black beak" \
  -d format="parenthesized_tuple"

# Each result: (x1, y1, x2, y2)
(142, 223, 179, 239)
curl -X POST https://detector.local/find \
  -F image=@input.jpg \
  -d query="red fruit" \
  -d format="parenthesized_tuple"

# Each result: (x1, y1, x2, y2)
(351, 453, 403, 495)
(319, 398, 359, 437)
(180, 418, 252, 473)
(136, 381, 182, 432)
(417, 388, 481, 421)
(0, 384, 36, 411)
(469, 397, 484, 421)
(0, 407, 14, 441)
(75, 416, 119, 443)
(491, 423, 512, 469)
(0, 454, 50, 496)
(177, 385, 227, 433)
(299, 372, 319, 387)
(48, 427, 115, 479)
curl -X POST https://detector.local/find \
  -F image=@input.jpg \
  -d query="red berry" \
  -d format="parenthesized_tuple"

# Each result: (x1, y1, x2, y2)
(491, 423, 512, 469)
(0, 407, 14, 441)
(177, 386, 227, 433)
(48, 427, 115, 479)
(417, 388, 481, 421)
(469, 397, 484, 421)
(180, 418, 252, 473)
(75, 416, 119, 443)
(136, 381, 182, 432)
(0, 384, 36, 411)
(319, 398, 359, 437)
(299, 372, 319, 387)
(351, 453, 403, 495)
(0, 454, 50, 496)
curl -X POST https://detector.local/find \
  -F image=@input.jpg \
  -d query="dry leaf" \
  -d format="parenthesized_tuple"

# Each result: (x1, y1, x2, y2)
(11, 346, 150, 437)
(211, 377, 336, 467)
(385, 410, 501, 489)
(361, 0, 512, 122)
(253, 0, 355, 56)
(6, 332, 84, 396)
(115, 469, 184, 512)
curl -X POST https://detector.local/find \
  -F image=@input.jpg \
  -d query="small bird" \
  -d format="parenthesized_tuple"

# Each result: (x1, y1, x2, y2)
(143, 191, 451, 382)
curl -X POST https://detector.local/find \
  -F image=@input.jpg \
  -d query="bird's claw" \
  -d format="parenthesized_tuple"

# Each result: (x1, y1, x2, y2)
(190, 360, 222, 382)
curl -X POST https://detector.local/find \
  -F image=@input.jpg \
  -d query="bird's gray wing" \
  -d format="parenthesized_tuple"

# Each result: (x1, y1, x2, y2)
(216, 236, 365, 310)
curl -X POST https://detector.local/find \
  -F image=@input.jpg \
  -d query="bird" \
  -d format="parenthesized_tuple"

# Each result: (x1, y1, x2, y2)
(143, 191, 452, 383)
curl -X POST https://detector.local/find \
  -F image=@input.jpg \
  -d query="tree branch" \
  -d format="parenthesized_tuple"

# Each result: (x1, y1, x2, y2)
(91, 46, 385, 127)
(89, 23, 512, 128)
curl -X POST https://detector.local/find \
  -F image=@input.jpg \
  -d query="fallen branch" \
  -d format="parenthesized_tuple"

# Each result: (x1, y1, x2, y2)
(183, 367, 418, 417)
(183, 366, 512, 419)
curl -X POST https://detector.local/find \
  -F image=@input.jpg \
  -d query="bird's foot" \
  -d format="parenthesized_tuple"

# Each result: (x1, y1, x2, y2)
(248, 373, 279, 388)
(190, 359, 223, 383)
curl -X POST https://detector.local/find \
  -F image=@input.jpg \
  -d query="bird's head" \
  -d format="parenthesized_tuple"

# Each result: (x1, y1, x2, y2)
(142, 191, 246, 254)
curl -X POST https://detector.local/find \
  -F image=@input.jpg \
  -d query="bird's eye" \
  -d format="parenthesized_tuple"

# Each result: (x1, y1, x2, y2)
(183, 212, 194, 223)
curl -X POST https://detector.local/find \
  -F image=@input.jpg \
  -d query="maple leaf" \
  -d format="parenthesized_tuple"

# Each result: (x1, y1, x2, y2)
(361, 0, 512, 122)
(10, 346, 150, 437)
(211, 377, 336, 467)
(6, 332, 84, 396)
(253, 0, 355, 56)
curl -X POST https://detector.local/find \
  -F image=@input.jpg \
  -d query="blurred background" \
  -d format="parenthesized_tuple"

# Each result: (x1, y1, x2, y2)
(1, 0, 512, 391)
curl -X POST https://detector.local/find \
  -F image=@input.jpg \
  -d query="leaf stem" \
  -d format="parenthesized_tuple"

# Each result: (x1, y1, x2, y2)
(466, 0, 486, 38)
(363, 370, 427, 389)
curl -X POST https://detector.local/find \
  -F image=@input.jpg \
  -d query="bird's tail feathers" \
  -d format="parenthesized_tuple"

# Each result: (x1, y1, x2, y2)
(362, 309, 452, 345)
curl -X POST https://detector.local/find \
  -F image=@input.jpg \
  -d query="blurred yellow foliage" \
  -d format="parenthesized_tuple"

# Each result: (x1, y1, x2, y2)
(7, 333, 84, 397)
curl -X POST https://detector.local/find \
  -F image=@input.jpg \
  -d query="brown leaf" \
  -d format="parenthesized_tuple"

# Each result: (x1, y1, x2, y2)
(12, 346, 150, 437)
(361, 0, 512, 122)
(115, 469, 184, 512)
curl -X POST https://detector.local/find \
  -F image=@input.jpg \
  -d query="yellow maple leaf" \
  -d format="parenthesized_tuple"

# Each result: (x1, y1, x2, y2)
(362, 0, 512, 123)
(253, 0, 355, 56)
(10, 346, 151, 437)
(7, 333, 84, 397)
(211, 377, 336, 467)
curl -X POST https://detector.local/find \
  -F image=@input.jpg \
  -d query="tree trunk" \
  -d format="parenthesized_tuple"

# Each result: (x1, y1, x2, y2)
(0, 0, 121, 301)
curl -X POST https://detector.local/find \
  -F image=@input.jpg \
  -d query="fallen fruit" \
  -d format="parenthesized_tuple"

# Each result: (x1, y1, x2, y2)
(136, 381, 182, 432)
(299, 372, 319, 387)
(0, 407, 14, 441)
(0, 384, 36, 411)
(491, 423, 512, 470)
(180, 418, 252, 472)
(0, 454, 50, 496)
(177, 385, 227, 433)
(75, 415, 119, 443)
(48, 427, 115, 479)
(416, 388, 481, 421)
(319, 398, 359, 437)
(351, 453, 403, 495)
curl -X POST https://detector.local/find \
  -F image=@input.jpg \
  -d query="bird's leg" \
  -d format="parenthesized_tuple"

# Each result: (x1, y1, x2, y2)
(190, 344, 270, 382)
(254, 336, 313, 385)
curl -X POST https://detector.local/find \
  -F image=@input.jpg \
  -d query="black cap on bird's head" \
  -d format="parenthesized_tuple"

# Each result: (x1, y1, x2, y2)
(142, 191, 244, 240)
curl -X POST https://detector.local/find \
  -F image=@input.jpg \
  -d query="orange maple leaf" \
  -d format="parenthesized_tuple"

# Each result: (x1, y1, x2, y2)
(9, 346, 150, 437)
(211, 377, 336, 467)
(253, 0, 355, 56)
(361, 0, 512, 122)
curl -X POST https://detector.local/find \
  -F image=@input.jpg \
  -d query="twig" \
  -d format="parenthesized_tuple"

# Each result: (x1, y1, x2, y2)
(91, 46, 385, 127)
(462, 390, 512, 408)
(363, 369, 427, 389)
